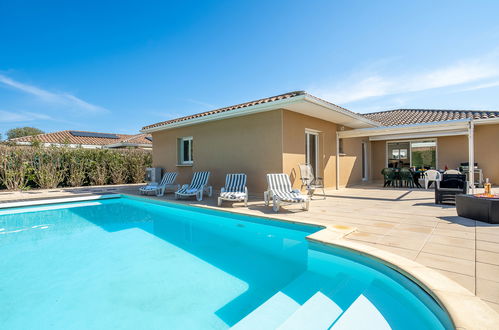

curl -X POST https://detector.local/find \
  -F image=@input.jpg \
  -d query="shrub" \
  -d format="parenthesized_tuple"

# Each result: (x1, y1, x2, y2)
(33, 148, 66, 189)
(67, 150, 87, 187)
(0, 146, 152, 190)
(107, 152, 127, 184)
(0, 147, 33, 190)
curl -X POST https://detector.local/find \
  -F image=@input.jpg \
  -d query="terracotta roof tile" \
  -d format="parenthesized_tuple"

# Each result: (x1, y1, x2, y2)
(363, 109, 499, 126)
(142, 91, 306, 130)
(141, 90, 372, 130)
(10, 130, 152, 146)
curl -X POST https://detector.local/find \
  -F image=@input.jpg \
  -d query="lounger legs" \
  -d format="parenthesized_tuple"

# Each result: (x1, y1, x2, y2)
(272, 199, 280, 212)
(303, 200, 310, 211)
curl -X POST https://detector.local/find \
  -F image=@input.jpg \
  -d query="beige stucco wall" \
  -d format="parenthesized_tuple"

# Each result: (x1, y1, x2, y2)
(339, 136, 367, 187)
(475, 124, 499, 184)
(281, 110, 338, 189)
(151, 110, 284, 193)
(371, 140, 386, 181)
(437, 135, 467, 170)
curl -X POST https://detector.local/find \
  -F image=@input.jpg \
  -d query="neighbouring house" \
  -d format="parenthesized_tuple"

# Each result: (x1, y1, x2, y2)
(141, 91, 499, 193)
(8, 130, 153, 149)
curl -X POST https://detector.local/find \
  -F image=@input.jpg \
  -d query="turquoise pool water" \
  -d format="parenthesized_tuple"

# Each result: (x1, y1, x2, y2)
(0, 196, 452, 329)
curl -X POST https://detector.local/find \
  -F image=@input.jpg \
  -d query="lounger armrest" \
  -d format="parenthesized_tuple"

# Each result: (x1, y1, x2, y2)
(181, 184, 189, 189)
(221, 187, 226, 193)
(244, 186, 248, 195)
(292, 189, 300, 194)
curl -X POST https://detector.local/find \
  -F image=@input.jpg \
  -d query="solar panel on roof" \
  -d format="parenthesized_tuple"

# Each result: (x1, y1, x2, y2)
(145, 136, 152, 141)
(69, 131, 120, 139)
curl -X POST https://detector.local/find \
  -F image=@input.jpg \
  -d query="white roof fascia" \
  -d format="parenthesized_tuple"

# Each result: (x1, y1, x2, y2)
(302, 94, 380, 127)
(142, 94, 379, 133)
(338, 119, 470, 139)
(141, 96, 306, 133)
(368, 129, 468, 141)
(473, 117, 499, 125)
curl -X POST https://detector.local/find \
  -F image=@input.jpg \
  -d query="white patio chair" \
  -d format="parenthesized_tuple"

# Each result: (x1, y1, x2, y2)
(264, 173, 309, 212)
(139, 172, 179, 196)
(217, 173, 248, 207)
(175, 171, 212, 201)
(298, 164, 325, 199)
(444, 169, 461, 175)
(423, 170, 441, 189)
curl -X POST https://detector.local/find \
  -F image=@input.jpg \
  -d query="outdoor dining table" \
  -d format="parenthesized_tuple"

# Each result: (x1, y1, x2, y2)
(391, 168, 424, 188)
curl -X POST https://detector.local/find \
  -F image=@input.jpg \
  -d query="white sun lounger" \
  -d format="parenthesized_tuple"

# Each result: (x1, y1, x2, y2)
(264, 173, 309, 212)
(175, 171, 212, 201)
(218, 173, 248, 207)
(139, 172, 179, 196)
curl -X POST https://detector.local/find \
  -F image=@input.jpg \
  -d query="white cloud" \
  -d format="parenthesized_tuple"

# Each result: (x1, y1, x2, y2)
(0, 110, 54, 123)
(458, 80, 499, 92)
(184, 98, 216, 109)
(0, 74, 108, 113)
(311, 51, 499, 104)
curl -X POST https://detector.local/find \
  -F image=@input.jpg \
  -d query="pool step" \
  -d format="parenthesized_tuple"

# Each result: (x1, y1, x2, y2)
(230, 291, 300, 330)
(231, 271, 347, 330)
(276, 291, 342, 330)
(330, 294, 391, 330)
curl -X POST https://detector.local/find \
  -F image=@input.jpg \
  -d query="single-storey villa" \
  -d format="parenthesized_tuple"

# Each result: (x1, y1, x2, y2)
(9, 130, 153, 149)
(141, 91, 499, 193)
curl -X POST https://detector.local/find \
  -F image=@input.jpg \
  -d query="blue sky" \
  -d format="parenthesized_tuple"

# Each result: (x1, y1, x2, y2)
(1, 0, 499, 136)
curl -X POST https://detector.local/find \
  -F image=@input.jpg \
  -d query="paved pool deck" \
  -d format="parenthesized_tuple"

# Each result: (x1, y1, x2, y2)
(2, 183, 499, 327)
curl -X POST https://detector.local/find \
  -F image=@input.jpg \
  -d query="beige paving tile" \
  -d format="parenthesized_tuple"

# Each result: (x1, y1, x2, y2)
(476, 278, 499, 305)
(427, 234, 475, 249)
(393, 223, 434, 234)
(345, 231, 383, 243)
(476, 262, 499, 282)
(431, 268, 475, 293)
(477, 232, 499, 244)
(477, 240, 499, 253)
(377, 234, 427, 251)
(432, 228, 475, 240)
(436, 222, 475, 232)
(476, 250, 499, 266)
(359, 242, 419, 260)
(415, 252, 475, 277)
(486, 301, 499, 314)
(421, 242, 475, 261)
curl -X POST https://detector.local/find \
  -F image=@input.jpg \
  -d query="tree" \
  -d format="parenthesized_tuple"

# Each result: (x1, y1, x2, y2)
(6, 127, 44, 140)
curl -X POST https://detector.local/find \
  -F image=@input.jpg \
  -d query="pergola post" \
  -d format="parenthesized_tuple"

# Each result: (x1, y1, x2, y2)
(468, 120, 475, 194)
(336, 131, 340, 190)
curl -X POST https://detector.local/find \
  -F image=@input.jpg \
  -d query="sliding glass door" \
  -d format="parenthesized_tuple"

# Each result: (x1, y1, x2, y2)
(387, 140, 437, 170)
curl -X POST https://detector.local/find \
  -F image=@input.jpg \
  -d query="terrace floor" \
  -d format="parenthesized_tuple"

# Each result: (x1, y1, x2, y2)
(1, 183, 499, 315)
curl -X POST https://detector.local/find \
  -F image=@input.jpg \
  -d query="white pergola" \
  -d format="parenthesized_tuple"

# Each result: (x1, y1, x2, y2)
(336, 118, 481, 193)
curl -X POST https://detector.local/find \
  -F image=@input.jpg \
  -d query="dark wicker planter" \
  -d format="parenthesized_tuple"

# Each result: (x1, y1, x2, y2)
(456, 195, 499, 224)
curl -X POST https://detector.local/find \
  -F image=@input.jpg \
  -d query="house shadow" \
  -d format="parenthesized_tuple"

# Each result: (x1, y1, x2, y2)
(68, 199, 312, 326)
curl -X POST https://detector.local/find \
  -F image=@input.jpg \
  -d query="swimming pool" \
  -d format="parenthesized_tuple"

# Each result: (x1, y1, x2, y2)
(0, 195, 453, 329)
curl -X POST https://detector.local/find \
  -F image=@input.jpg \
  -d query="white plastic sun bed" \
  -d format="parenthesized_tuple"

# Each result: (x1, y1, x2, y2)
(264, 173, 309, 212)
(139, 172, 179, 196)
(218, 173, 248, 207)
(175, 171, 212, 201)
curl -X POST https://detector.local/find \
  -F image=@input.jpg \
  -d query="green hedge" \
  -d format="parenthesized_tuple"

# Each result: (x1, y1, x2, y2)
(0, 146, 152, 190)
